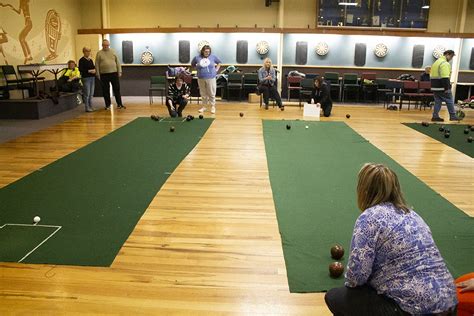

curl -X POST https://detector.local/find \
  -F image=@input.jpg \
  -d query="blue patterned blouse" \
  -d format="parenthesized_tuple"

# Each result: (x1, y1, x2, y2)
(345, 202, 457, 315)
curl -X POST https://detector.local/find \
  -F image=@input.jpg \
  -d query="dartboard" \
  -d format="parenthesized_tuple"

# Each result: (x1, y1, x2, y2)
(141, 49, 154, 64)
(374, 43, 388, 58)
(256, 41, 269, 55)
(433, 45, 446, 59)
(315, 42, 329, 56)
(198, 40, 210, 52)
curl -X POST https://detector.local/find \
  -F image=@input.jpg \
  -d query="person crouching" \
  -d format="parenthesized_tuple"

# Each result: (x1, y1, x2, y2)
(310, 76, 332, 117)
(166, 74, 190, 117)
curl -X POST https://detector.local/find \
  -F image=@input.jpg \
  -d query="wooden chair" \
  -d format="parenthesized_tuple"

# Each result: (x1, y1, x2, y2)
(401, 81, 422, 110)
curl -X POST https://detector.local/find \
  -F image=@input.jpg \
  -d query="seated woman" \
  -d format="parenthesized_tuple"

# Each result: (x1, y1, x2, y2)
(166, 74, 190, 117)
(58, 60, 81, 93)
(257, 58, 283, 110)
(325, 163, 457, 316)
(309, 77, 332, 117)
(420, 66, 431, 81)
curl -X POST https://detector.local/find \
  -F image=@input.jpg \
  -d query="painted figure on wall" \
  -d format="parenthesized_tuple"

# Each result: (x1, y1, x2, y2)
(45, 9, 61, 61)
(0, 0, 33, 64)
(0, 27, 8, 64)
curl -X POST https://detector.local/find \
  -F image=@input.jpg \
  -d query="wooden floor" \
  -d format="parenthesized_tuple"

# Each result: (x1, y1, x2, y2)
(0, 99, 472, 315)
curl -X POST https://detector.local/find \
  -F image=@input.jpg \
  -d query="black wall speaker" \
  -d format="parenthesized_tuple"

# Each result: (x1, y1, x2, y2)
(178, 40, 190, 64)
(122, 41, 134, 64)
(354, 43, 367, 67)
(412, 45, 425, 68)
(469, 47, 474, 70)
(236, 40, 248, 64)
(295, 41, 308, 65)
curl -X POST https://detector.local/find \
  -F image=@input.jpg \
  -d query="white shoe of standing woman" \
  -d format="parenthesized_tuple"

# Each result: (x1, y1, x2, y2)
(198, 107, 206, 113)
(211, 106, 216, 114)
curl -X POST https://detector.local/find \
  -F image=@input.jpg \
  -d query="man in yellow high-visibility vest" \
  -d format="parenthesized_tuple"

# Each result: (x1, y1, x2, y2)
(430, 50, 459, 122)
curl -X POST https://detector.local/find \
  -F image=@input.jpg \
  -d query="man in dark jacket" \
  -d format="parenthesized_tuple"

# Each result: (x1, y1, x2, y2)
(309, 77, 332, 117)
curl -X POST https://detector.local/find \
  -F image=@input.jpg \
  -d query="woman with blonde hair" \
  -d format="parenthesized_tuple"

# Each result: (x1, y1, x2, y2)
(325, 163, 457, 315)
(257, 58, 283, 110)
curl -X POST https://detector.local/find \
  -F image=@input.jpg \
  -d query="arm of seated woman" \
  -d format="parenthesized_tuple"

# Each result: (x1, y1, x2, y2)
(345, 211, 379, 287)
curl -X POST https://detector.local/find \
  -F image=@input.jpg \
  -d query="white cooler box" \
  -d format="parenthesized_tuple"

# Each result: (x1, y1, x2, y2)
(303, 102, 321, 119)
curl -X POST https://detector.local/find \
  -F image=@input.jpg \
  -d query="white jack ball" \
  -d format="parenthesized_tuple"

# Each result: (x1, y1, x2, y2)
(33, 216, 41, 223)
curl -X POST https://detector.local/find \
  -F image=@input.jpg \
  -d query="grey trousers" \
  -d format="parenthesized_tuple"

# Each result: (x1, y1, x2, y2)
(197, 78, 216, 107)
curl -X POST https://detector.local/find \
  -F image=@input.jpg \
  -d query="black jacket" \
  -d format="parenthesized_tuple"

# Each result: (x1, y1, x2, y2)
(309, 81, 332, 107)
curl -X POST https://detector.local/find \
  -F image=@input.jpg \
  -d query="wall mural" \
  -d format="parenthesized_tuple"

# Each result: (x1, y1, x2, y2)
(0, 0, 33, 64)
(0, 2, 67, 65)
(0, 27, 7, 64)
(44, 9, 61, 61)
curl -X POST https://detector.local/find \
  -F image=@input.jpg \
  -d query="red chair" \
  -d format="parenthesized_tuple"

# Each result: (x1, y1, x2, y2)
(287, 76, 302, 101)
(401, 81, 422, 110)
(418, 81, 433, 110)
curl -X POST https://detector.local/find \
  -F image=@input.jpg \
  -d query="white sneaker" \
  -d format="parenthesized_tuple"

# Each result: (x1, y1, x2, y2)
(198, 107, 206, 113)
(211, 106, 216, 114)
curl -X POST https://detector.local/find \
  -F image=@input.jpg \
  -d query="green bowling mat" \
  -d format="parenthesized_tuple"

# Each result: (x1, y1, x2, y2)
(263, 120, 474, 293)
(0, 117, 213, 266)
(404, 123, 474, 158)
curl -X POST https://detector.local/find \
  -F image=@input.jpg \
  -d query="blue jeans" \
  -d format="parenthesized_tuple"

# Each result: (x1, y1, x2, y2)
(433, 90, 456, 119)
(82, 77, 95, 111)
